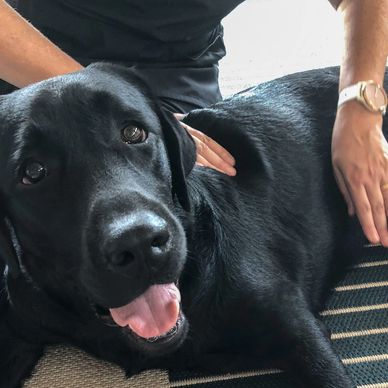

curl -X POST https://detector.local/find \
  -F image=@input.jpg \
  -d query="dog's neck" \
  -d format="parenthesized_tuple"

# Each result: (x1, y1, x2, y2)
(179, 168, 249, 295)
(186, 166, 268, 237)
(176, 168, 231, 312)
(182, 164, 271, 277)
(187, 168, 235, 237)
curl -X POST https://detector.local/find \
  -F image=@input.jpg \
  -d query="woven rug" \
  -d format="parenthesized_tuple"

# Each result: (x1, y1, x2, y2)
(24, 244, 388, 388)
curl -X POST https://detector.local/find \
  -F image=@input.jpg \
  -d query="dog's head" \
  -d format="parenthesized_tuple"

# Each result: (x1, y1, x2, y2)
(0, 63, 196, 357)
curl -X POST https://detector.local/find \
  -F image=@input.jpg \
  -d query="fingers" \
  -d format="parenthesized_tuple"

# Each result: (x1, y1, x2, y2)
(365, 183, 388, 246)
(189, 126, 235, 165)
(335, 167, 388, 247)
(348, 183, 381, 244)
(178, 120, 236, 176)
(173, 113, 186, 121)
(196, 154, 207, 167)
(190, 130, 236, 176)
(381, 184, 388, 218)
(343, 175, 388, 247)
(195, 153, 229, 174)
(331, 104, 388, 246)
(333, 167, 355, 216)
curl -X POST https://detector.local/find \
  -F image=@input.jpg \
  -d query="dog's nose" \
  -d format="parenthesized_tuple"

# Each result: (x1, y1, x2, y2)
(104, 212, 171, 271)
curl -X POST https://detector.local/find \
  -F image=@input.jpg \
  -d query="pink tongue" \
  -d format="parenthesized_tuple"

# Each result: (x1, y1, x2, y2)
(109, 283, 181, 339)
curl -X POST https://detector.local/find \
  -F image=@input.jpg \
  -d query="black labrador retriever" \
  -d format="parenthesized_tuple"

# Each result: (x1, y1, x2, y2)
(0, 64, 385, 388)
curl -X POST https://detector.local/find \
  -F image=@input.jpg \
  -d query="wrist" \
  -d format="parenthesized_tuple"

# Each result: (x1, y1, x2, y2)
(339, 69, 385, 92)
(337, 80, 387, 116)
(336, 100, 383, 129)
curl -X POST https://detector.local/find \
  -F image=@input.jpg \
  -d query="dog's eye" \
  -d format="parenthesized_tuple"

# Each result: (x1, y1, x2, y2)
(121, 124, 147, 144)
(21, 160, 46, 185)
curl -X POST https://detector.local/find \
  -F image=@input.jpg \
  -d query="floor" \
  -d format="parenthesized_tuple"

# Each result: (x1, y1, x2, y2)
(219, 0, 343, 96)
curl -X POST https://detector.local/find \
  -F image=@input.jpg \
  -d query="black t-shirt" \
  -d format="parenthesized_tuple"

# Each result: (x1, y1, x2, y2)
(17, 0, 245, 67)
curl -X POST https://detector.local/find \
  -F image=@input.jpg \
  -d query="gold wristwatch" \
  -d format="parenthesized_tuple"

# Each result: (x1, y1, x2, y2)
(338, 80, 387, 115)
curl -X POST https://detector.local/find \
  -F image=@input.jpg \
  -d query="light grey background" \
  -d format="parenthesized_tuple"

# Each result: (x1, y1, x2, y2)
(219, 0, 343, 96)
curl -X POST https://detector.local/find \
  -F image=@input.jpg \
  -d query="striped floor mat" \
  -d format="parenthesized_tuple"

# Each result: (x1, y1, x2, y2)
(25, 245, 388, 388)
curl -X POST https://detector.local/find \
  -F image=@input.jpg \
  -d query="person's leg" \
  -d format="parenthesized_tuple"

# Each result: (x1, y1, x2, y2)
(0, 79, 17, 95)
(133, 64, 222, 113)
(0, 64, 222, 112)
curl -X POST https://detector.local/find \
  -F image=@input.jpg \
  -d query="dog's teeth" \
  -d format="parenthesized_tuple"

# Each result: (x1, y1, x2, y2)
(166, 325, 177, 336)
(146, 336, 160, 343)
(145, 322, 179, 343)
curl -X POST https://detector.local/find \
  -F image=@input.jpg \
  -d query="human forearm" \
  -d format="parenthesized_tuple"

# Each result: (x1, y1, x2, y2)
(331, 0, 388, 246)
(338, 0, 388, 90)
(0, 0, 82, 88)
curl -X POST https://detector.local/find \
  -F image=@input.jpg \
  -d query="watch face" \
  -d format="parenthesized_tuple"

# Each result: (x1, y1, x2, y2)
(363, 82, 388, 113)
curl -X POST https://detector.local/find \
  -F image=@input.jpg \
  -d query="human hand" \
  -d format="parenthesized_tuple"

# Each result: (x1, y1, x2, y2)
(332, 101, 388, 246)
(174, 113, 236, 176)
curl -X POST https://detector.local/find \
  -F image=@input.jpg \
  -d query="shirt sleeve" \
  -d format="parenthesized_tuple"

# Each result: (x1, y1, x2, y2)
(328, 0, 343, 10)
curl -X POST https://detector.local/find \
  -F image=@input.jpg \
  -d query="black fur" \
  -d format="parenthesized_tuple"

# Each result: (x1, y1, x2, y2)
(0, 64, 385, 388)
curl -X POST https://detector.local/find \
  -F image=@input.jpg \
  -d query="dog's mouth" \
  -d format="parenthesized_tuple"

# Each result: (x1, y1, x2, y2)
(94, 283, 185, 345)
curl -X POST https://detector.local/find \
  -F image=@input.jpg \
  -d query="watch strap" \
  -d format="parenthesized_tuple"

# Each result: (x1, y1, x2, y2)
(338, 83, 361, 107)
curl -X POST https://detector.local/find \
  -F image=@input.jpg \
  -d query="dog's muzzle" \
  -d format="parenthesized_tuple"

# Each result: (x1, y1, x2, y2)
(82, 193, 188, 351)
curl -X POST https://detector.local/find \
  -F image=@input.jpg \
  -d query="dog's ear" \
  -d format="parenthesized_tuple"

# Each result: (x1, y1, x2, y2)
(0, 306, 43, 388)
(155, 105, 196, 211)
(0, 215, 21, 278)
(0, 273, 43, 388)
(0, 95, 21, 277)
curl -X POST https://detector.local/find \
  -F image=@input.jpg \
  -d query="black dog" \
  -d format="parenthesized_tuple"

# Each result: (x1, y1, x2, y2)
(0, 64, 385, 388)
